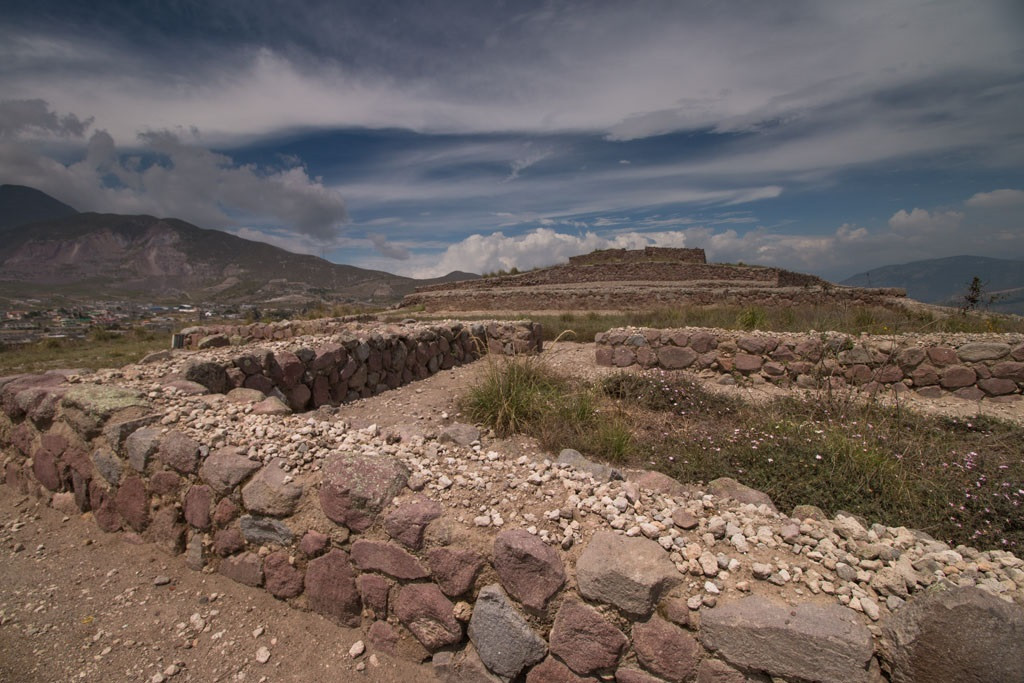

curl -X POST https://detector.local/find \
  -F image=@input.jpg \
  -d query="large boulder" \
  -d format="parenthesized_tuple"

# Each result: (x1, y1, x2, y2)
(383, 495, 443, 550)
(576, 531, 682, 619)
(184, 361, 228, 393)
(241, 460, 302, 517)
(492, 529, 566, 612)
(199, 446, 261, 494)
(395, 583, 462, 651)
(60, 384, 148, 439)
(319, 451, 409, 532)
(304, 549, 360, 627)
(549, 599, 627, 675)
(706, 477, 776, 511)
(883, 586, 1024, 683)
(156, 430, 201, 474)
(468, 585, 547, 681)
(700, 595, 875, 683)
(632, 615, 702, 682)
(350, 540, 429, 580)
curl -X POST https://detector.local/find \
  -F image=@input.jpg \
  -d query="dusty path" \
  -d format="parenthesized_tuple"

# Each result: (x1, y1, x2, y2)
(0, 491, 437, 683)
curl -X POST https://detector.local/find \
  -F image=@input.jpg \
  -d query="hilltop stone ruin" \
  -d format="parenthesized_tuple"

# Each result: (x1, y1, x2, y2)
(3, 318, 1024, 682)
(402, 247, 907, 312)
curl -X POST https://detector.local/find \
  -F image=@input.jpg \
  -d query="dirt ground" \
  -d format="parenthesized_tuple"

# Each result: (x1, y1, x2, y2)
(0, 493, 438, 683)
(2, 341, 1021, 683)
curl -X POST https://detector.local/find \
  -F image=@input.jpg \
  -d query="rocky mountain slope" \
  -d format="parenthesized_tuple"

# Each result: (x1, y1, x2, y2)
(841, 255, 1024, 314)
(0, 185, 475, 305)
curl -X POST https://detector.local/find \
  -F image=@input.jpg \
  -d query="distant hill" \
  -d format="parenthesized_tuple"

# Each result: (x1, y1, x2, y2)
(0, 184, 79, 231)
(0, 187, 477, 306)
(841, 256, 1024, 314)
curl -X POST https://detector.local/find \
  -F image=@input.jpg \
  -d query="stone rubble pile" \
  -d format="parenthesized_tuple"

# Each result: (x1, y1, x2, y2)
(3, 321, 1024, 682)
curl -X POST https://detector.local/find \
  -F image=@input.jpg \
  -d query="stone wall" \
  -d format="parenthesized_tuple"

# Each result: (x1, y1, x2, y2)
(2, 337, 1024, 681)
(406, 284, 908, 313)
(176, 320, 543, 412)
(567, 246, 707, 265)
(416, 262, 786, 294)
(596, 327, 1024, 401)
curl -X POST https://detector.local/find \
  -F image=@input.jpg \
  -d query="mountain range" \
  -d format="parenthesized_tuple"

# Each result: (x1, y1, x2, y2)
(0, 185, 475, 307)
(841, 256, 1024, 314)
(4, 184, 1022, 315)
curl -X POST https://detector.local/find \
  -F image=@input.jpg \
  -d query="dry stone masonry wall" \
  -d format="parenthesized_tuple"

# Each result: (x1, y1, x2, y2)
(178, 316, 542, 352)
(597, 327, 1024, 402)
(405, 284, 907, 314)
(170, 320, 542, 413)
(568, 247, 709, 266)
(3, 321, 1024, 682)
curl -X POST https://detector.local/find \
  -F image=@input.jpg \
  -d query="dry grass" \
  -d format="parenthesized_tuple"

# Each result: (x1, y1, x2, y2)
(0, 329, 168, 375)
(394, 304, 1023, 342)
(464, 356, 1024, 551)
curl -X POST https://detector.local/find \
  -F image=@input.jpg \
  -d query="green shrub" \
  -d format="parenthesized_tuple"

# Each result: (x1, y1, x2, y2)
(736, 307, 767, 330)
(462, 356, 566, 436)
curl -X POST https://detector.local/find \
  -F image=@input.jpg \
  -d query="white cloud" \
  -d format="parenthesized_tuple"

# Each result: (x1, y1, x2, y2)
(0, 118, 346, 240)
(401, 228, 693, 278)
(888, 208, 964, 235)
(966, 188, 1024, 208)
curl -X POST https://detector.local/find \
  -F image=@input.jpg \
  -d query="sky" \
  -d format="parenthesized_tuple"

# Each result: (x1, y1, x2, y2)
(1, 0, 1023, 281)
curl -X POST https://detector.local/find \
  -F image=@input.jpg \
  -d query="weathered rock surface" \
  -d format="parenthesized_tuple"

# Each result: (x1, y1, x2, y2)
(319, 451, 409, 532)
(156, 430, 201, 474)
(184, 360, 228, 393)
(468, 585, 547, 681)
(632, 615, 702, 682)
(492, 529, 566, 611)
(700, 596, 875, 683)
(238, 515, 293, 546)
(125, 427, 161, 472)
(527, 657, 598, 682)
(351, 539, 430, 580)
(395, 583, 462, 651)
(576, 531, 682, 618)
(262, 550, 304, 599)
(356, 573, 391, 615)
(384, 494, 443, 550)
(439, 422, 480, 447)
(549, 599, 628, 675)
(556, 448, 617, 483)
(429, 547, 486, 597)
(240, 460, 302, 517)
(304, 549, 360, 627)
(432, 643, 503, 683)
(219, 551, 264, 587)
(198, 446, 260, 493)
(883, 586, 1024, 683)
(706, 477, 776, 511)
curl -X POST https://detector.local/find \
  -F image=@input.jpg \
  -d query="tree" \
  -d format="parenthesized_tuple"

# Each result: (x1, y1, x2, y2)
(959, 276, 1004, 314)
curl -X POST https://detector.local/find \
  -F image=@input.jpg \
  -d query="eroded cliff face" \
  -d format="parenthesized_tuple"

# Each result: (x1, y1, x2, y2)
(0, 223, 217, 283)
